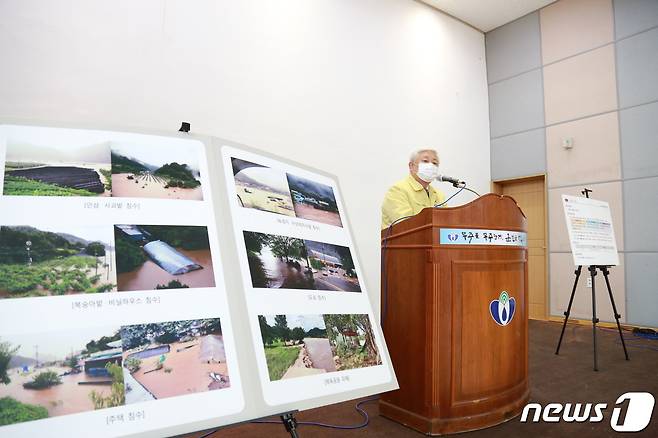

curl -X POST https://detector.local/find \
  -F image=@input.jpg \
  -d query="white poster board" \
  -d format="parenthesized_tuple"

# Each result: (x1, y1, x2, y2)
(0, 123, 397, 438)
(221, 146, 393, 406)
(561, 194, 619, 266)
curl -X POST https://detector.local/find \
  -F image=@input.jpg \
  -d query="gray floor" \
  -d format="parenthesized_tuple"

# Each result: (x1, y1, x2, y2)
(186, 320, 658, 438)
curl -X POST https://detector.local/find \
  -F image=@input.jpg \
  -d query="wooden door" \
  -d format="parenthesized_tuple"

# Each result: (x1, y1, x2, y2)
(494, 176, 547, 320)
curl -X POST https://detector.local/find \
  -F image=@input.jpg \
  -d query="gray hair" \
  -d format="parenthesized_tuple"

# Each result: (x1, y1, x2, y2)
(409, 149, 439, 163)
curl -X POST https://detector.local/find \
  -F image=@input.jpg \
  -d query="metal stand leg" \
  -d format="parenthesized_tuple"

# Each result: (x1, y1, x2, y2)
(556, 266, 582, 355)
(281, 413, 300, 438)
(601, 266, 630, 361)
(589, 266, 599, 371)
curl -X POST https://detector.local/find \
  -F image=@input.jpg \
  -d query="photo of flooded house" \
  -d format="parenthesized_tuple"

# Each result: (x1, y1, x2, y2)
(243, 231, 361, 292)
(110, 142, 203, 200)
(286, 174, 343, 227)
(0, 225, 117, 300)
(0, 327, 125, 427)
(120, 318, 229, 404)
(2, 125, 112, 197)
(114, 225, 215, 292)
(231, 157, 295, 216)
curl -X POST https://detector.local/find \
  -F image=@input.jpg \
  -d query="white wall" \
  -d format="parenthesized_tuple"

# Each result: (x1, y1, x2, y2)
(0, 0, 490, 314)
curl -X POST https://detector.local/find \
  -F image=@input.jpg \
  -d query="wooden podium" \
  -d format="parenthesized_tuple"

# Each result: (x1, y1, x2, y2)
(380, 194, 529, 435)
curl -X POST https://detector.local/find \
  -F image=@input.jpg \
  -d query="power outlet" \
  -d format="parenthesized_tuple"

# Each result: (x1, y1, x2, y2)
(587, 277, 592, 288)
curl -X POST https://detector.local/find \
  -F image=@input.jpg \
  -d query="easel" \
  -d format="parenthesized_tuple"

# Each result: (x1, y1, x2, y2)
(280, 413, 300, 437)
(554, 188, 629, 371)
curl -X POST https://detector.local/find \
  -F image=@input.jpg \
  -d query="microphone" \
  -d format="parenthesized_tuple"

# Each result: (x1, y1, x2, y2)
(436, 174, 464, 186)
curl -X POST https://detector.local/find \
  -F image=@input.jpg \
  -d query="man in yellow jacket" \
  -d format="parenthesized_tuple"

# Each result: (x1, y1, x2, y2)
(381, 149, 446, 229)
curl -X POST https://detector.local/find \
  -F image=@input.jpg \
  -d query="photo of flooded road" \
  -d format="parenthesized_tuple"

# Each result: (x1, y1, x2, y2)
(243, 231, 361, 292)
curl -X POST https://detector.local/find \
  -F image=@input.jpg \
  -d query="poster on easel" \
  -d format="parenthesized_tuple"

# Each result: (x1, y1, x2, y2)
(561, 194, 619, 266)
(0, 123, 396, 438)
(0, 124, 244, 437)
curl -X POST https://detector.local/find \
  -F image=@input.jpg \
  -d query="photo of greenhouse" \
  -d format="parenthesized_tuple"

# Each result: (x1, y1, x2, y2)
(114, 225, 215, 291)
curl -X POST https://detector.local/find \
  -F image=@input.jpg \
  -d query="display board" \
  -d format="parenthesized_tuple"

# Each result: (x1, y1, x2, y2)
(0, 123, 397, 438)
(562, 194, 619, 266)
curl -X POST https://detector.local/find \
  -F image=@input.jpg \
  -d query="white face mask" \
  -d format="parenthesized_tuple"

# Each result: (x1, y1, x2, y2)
(416, 162, 439, 183)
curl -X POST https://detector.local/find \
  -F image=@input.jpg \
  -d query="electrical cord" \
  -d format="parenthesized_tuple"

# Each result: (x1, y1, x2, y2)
(435, 185, 465, 207)
(594, 326, 658, 351)
(460, 185, 481, 197)
(250, 396, 379, 430)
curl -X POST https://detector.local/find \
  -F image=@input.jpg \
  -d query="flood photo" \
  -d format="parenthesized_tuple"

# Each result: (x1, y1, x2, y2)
(258, 315, 332, 381)
(243, 231, 361, 292)
(121, 318, 229, 404)
(286, 174, 343, 227)
(2, 125, 111, 197)
(0, 327, 124, 427)
(259, 314, 381, 381)
(111, 142, 203, 200)
(231, 157, 295, 216)
(0, 225, 117, 300)
(323, 314, 381, 371)
(114, 225, 215, 292)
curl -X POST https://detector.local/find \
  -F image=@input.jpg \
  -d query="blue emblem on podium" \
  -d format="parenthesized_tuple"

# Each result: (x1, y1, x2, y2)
(490, 291, 515, 326)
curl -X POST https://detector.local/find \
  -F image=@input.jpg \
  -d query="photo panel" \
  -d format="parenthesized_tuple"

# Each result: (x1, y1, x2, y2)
(286, 174, 343, 227)
(110, 143, 203, 201)
(0, 325, 124, 427)
(243, 231, 361, 292)
(0, 125, 206, 201)
(0, 317, 231, 429)
(0, 224, 117, 300)
(258, 314, 382, 382)
(114, 225, 216, 292)
(230, 157, 295, 216)
(2, 126, 111, 197)
(121, 318, 229, 405)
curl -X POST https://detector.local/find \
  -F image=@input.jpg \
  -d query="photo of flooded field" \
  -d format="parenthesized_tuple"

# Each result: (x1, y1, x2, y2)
(231, 158, 295, 216)
(243, 231, 361, 292)
(286, 174, 343, 227)
(259, 314, 381, 381)
(121, 318, 229, 404)
(114, 225, 215, 292)
(111, 143, 203, 200)
(0, 225, 117, 300)
(2, 125, 111, 197)
(0, 327, 124, 427)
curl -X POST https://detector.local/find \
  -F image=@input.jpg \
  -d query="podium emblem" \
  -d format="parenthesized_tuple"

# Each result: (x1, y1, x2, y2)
(490, 291, 516, 326)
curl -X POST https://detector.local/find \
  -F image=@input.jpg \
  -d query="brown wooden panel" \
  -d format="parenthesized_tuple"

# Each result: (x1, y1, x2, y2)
(451, 260, 526, 406)
(380, 194, 529, 435)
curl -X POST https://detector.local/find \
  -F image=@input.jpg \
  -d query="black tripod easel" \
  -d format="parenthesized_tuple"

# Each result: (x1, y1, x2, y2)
(281, 413, 300, 437)
(554, 188, 629, 371)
